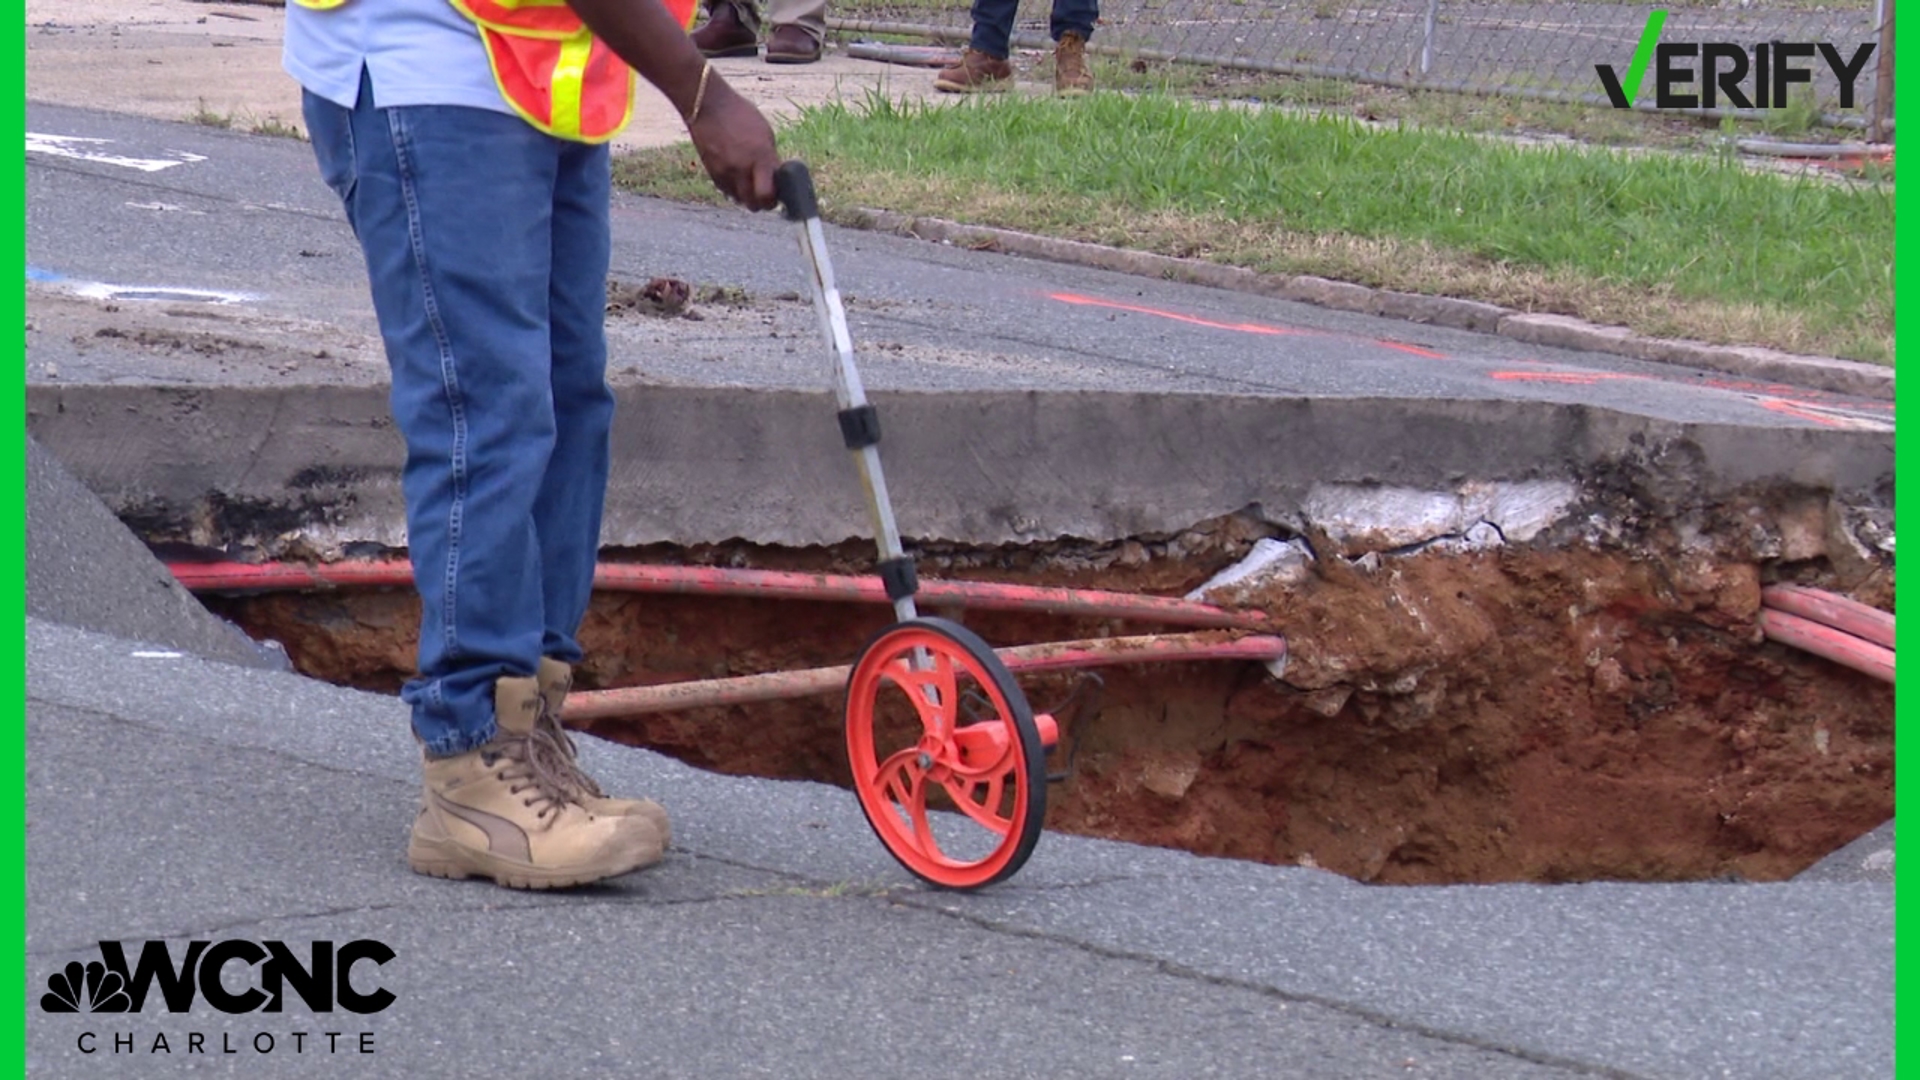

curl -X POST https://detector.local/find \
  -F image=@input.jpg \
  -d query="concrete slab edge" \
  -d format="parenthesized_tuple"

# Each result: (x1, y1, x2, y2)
(843, 208, 1894, 402)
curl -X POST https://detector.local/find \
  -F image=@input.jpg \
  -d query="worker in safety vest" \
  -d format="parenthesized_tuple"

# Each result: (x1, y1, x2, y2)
(285, 0, 781, 890)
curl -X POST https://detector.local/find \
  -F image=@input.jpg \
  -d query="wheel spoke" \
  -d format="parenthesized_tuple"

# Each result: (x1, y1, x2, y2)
(941, 772, 1013, 836)
(887, 650, 960, 740)
(874, 747, 938, 857)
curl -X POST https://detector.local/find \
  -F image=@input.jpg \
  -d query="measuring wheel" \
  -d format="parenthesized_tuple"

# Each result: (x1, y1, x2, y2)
(845, 618, 1054, 889)
(775, 159, 1056, 887)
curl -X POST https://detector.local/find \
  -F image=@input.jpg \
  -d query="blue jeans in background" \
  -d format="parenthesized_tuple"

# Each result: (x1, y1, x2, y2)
(968, 0, 1097, 58)
(303, 70, 615, 757)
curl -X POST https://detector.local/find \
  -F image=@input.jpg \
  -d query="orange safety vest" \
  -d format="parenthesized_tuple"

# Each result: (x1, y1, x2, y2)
(290, 0, 699, 144)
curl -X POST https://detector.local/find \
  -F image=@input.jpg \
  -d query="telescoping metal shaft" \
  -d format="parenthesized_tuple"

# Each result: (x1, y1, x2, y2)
(773, 160, 919, 625)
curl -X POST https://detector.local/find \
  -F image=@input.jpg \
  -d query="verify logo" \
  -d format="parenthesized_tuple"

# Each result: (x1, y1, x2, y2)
(1596, 9, 1876, 110)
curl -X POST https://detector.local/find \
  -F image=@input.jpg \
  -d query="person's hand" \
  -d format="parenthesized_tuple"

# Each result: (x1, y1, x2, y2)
(687, 79, 779, 212)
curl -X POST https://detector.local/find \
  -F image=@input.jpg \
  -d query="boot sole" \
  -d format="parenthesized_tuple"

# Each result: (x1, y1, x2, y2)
(698, 43, 761, 58)
(933, 78, 1012, 93)
(766, 51, 822, 64)
(407, 834, 664, 890)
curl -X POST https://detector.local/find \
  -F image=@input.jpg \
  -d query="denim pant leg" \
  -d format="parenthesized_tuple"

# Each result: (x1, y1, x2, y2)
(303, 77, 566, 756)
(1051, 0, 1097, 41)
(534, 141, 615, 666)
(969, 0, 1020, 57)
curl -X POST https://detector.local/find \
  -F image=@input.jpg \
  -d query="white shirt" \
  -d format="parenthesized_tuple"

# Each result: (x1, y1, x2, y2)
(283, 0, 514, 116)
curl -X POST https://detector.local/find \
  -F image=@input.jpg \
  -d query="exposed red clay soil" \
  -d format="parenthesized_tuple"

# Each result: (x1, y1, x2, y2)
(202, 540, 1893, 886)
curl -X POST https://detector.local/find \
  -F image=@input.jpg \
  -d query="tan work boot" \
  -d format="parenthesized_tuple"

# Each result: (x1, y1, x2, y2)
(408, 676, 664, 889)
(934, 48, 1014, 93)
(1054, 31, 1093, 96)
(537, 658, 674, 849)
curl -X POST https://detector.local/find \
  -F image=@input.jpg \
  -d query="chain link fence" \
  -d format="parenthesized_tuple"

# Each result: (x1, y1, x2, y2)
(830, 0, 1893, 136)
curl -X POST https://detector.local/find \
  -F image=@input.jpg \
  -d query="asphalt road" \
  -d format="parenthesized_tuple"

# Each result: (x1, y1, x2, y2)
(24, 609, 1895, 1079)
(25, 101, 1893, 437)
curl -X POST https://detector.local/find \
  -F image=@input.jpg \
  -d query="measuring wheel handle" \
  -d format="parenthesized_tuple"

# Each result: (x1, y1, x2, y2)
(773, 159, 820, 223)
(845, 617, 1057, 890)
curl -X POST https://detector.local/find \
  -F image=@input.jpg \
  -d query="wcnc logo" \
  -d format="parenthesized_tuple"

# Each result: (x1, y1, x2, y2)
(40, 939, 394, 1058)
(1596, 9, 1876, 111)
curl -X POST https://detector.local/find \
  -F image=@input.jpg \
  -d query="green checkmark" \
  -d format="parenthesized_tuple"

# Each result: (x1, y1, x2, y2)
(1618, 10, 1669, 106)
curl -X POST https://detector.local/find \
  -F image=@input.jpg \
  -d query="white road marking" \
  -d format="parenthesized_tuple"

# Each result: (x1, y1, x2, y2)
(27, 132, 208, 172)
(125, 200, 207, 215)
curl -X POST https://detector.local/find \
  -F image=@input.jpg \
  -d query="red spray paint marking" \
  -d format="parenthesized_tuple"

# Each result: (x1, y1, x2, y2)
(1697, 377, 1896, 411)
(1757, 398, 1852, 428)
(1045, 292, 1890, 429)
(1050, 292, 1301, 337)
(1048, 291, 1447, 359)
(1490, 370, 1647, 385)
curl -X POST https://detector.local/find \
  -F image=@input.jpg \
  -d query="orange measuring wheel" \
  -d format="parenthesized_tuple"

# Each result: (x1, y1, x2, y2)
(845, 618, 1054, 889)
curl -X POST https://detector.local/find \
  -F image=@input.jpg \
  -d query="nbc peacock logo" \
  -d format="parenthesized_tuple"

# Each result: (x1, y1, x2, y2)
(41, 961, 132, 1014)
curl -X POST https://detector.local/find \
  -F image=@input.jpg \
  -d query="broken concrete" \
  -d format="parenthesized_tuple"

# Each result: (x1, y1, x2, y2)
(26, 434, 279, 668)
(26, 381, 1895, 559)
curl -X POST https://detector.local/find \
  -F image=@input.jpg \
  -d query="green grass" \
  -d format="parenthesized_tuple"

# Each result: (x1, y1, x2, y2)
(617, 92, 1892, 362)
(185, 100, 308, 141)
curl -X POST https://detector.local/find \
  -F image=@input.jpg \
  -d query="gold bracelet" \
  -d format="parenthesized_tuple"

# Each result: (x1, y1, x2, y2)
(687, 60, 713, 125)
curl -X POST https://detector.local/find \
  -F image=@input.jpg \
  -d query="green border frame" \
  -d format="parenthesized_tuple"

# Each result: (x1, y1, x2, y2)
(1896, 0, 1912, 1072)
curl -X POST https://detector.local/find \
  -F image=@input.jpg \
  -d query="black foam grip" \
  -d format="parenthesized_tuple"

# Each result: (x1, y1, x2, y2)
(878, 557, 918, 602)
(838, 405, 881, 450)
(774, 160, 818, 222)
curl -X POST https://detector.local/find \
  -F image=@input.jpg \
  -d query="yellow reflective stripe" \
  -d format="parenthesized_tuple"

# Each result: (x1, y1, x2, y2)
(290, 0, 351, 8)
(475, 29, 553, 136)
(474, 22, 630, 143)
(549, 31, 592, 142)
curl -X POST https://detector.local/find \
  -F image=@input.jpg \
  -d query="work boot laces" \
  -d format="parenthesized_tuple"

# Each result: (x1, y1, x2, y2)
(482, 732, 579, 825)
(534, 698, 610, 803)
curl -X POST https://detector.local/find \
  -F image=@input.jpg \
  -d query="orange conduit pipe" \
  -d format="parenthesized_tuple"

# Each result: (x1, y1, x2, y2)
(1758, 608, 1894, 683)
(1759, 584, 1894, 652)
(166, 558, 1268, 629)
(563, 633, 1289, 722)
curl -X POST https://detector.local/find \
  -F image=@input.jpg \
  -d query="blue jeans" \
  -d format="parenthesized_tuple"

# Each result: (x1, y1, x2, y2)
(303, 71, 616, 757)
(969, 0, 1097, 58)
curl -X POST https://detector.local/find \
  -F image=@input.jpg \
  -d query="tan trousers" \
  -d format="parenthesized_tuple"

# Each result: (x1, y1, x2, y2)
(711, 0, 827, 41)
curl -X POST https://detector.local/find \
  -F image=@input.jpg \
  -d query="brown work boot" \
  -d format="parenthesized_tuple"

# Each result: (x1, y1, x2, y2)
(691, 1, 760, 58)
(536, 658, 674, 849)
(765, 24, 822, 64)
(407, 676, 665, 889)
(934, 48, 1014, 93)
(1054, 31, 1093, 95)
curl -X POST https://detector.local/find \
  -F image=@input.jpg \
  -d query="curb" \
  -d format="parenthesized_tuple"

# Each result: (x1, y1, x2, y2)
(840, 208, 1894, 401)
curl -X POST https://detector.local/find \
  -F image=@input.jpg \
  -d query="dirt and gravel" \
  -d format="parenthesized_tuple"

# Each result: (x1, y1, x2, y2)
(200, 496, 1895, 886)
